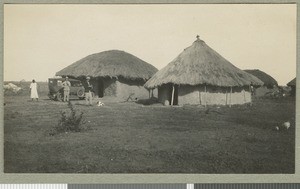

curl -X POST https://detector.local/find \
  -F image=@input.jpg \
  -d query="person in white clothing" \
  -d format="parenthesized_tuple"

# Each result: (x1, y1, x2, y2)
(30, 79, 39, 101)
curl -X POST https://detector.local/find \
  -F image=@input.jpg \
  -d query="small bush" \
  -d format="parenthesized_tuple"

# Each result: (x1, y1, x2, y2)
(50, 101, 86, 135)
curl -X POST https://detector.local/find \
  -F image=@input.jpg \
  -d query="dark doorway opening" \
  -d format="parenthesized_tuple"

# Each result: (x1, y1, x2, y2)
(98, 78, 104, 98)
(168, 84, 179, 105)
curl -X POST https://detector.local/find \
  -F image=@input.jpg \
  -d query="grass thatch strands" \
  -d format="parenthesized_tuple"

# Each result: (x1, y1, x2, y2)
(56, 50, 158, 81)
(244, 69, 278, 87)
(144, 38, 263, 89)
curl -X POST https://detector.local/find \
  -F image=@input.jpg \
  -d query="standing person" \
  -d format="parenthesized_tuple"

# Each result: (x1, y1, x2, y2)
(30, 79, 39, 101)
(62, 76, 71, 102)
(83, 76, 93, 105)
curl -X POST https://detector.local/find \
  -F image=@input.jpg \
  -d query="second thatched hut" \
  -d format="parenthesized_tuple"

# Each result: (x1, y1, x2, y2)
(287, 78, 296, 97)
(244, 69, 278, 97)
(144, 36, 263, 106)
(56, 50, 158, 100)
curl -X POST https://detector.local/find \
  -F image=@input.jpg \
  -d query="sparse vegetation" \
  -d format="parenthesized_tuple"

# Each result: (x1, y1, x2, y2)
(4, 94, 295, 173)
(50, 101, 86, 135)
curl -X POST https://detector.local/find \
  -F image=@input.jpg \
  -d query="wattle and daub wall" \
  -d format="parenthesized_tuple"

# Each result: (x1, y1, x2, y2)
(158, 84, 251, 106)
(90, 77, 156, 100)
(116, 78, 153, 100)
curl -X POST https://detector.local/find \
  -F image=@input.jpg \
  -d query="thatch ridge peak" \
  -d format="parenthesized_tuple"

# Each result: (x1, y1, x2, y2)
(145, 38, 263, 89)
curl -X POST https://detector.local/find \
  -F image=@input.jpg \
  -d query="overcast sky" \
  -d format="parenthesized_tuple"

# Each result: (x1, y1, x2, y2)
(4, 4, 296, 85)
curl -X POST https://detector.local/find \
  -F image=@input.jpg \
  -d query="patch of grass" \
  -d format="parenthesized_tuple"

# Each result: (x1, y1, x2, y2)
(4, 95, 295, 173)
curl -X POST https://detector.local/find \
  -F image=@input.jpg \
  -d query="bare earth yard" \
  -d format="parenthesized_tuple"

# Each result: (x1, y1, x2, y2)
(4, 94, 295, 173)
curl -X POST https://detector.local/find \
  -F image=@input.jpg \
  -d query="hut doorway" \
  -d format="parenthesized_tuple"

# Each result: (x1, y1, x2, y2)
(168, 84, 178, 105)
(98, 78, 104, 98)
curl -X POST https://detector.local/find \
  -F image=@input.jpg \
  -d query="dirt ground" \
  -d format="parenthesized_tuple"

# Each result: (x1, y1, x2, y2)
(4, 94, 295, 173)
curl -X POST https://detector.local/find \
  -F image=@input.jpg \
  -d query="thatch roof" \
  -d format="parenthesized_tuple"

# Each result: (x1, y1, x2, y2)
(287, 78, 296, 86)
(56, 50, 158, 80)
(144, 38, 263, 89)
(244, 69, 278, 87)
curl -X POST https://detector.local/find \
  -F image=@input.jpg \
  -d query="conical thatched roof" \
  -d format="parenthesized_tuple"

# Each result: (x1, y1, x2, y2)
(144, 38, 263, 89)
(287, 78, 296, 86)
(244, 69, 278, 87)
(56, 50, 158, 80)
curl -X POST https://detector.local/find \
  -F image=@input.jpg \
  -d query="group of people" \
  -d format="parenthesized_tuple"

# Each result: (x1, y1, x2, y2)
(30, 76, 94, 105)
(62, 76, 93, 105)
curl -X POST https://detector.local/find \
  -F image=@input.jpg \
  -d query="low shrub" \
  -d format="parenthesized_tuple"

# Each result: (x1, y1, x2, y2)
(50, 101, 86, 135)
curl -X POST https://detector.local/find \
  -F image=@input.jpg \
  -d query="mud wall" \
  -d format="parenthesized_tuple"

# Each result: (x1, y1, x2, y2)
(158, 84, 251, 106)
(115, 78, 151, 101)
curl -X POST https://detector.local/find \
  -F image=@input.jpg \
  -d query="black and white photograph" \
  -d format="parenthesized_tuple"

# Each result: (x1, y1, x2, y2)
(3, 4, 296, 173)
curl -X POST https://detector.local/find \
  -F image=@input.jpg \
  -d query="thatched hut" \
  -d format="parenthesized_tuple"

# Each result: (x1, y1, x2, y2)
(56, 50, 158, 100)
(287, 78, 296, 97)
(144, 36, 263, 106)
(244, 69, 278, 97)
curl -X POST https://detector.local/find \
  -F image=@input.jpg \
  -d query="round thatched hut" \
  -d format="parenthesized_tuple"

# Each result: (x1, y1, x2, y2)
(56, 50, 158, 100)
(144, 36, 263, 106)
(287, 78, 296, 97)
(244, 69, 278, 97)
